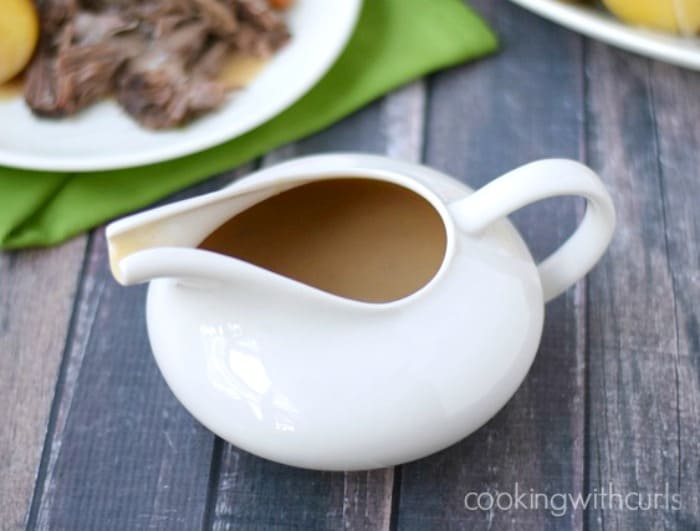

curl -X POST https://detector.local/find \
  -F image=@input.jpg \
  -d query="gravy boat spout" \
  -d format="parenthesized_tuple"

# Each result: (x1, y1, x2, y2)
(106, 165, 323, 287)
(106, 190, 269, 287)
(108, 243, 346, 315)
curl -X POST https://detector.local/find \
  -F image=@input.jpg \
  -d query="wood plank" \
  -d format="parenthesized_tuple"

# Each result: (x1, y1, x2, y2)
(395, 1, 588, 529)
(28, 172, 251, 531)
(0, 237, 87, 529)
(208, 84, 426, 530)
(585, 42, 700, 530)
(650, 61, 700, 526)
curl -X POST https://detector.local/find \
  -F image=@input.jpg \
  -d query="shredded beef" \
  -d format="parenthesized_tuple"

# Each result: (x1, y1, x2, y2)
(24, 0, 291, 128)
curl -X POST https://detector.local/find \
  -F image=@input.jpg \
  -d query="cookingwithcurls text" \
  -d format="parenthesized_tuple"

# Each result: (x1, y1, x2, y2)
(464, 482, 682, 517)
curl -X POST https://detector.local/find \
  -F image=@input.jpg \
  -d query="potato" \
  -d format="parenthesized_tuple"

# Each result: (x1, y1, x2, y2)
(0, 0, 39, 84)
(674, 0, 700, 35)
(602, 0, 700, 35)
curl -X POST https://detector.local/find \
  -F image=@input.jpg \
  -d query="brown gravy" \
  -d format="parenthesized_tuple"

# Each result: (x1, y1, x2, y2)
(218, 52, 269, 89)
(199, 178, 447, 303)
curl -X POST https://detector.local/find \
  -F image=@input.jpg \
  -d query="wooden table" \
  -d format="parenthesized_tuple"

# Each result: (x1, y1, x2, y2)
(2, 2, 699, 529)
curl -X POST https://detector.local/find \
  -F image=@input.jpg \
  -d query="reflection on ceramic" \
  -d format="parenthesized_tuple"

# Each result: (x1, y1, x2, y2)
(106, 154, 616, 470)
(509, 0, 700, 70)
(0, 0, 361, 171)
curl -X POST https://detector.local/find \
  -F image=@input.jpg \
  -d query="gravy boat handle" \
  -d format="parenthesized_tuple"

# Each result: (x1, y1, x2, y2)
(448, 159, 616, 302)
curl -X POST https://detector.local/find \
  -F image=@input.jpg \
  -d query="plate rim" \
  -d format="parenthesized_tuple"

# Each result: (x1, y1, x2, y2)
(0, 0, 363, 172)
(509, 0, 700, 70)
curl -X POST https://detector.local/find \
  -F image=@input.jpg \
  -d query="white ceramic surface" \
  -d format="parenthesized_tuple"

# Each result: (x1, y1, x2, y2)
(510, 0, 700, 70)
(106, 154, 616, 470)
(0, 0, 361, 171)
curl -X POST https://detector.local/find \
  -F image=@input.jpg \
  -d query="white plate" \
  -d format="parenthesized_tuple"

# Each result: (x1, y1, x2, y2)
(509, 0, 700, 70)
(0, 0, 362, 171)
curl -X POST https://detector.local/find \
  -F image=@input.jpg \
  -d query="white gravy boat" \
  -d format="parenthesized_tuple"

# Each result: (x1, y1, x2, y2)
(106, 154, 615, 470)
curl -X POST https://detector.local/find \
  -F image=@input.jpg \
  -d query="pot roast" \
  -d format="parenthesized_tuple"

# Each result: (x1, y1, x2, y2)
(25, 0, 291, 128)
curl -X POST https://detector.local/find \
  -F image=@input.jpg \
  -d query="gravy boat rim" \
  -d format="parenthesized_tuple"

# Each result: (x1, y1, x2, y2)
(107, 154, 465, 311)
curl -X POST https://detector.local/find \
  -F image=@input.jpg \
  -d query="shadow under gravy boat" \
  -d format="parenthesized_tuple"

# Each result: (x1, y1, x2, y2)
(106, 154, 615, 470)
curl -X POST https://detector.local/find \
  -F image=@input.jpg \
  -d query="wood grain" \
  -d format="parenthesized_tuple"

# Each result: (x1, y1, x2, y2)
(27, 173, 250, 531)
(396, 1, 588, 529)
(585, 41, 700, 530)
(650, 61, 700, 527)
(208, 82, 426, 530)
(0, 237, 87, 530)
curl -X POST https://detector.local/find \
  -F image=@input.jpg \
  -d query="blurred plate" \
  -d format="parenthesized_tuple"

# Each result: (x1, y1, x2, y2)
(509, 0, 700, 70)
(0, 0, 362, 171)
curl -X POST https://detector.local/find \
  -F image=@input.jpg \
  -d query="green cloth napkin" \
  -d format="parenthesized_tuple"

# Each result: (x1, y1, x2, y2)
(0, 0, 496, 249)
